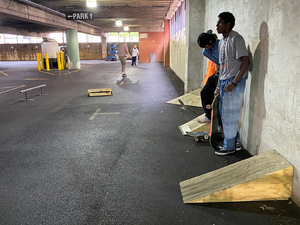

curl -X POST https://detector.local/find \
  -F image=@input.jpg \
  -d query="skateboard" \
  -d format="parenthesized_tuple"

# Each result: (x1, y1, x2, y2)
(178, 99, 200, 116)
(209, 94, 220, 150)
(186, 131, 210, 142)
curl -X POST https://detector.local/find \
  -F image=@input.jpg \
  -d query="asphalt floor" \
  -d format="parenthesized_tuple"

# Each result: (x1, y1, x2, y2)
(0, 60, 300, 225)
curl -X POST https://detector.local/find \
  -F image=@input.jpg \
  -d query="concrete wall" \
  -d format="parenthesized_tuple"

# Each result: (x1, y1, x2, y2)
(169, 0, 205, 93)
(185, 0, 205, 93)
(170, 30, 187, 83)
(0, 43, 102, 61)
(202, 0, 300, 206)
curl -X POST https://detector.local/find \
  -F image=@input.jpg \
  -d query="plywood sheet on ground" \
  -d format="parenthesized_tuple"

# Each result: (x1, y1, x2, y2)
(179, 114, 210, 135)
(88, 88, 112, 97)
(180, 150, 293, 203)
(167, 88, 202, 107)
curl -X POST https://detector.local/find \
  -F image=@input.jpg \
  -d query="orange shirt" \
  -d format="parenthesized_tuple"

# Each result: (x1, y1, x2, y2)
(203, 60, 216, 85)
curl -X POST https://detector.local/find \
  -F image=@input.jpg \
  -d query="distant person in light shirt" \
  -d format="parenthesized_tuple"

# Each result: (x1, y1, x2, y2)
(131, 45, 139, 67)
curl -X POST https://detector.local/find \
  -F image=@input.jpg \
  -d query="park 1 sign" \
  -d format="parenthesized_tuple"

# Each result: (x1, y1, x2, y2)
(66, 12, 94, 20)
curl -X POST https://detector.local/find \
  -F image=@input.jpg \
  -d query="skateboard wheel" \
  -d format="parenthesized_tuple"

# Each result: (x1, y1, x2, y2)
(204, 135, 209, 140)
(195, 138, 199, 142)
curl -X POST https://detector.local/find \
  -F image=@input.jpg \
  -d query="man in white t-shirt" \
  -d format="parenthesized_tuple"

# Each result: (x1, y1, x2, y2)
(131, 45, 139, 66)
(214, 12, 249, 156)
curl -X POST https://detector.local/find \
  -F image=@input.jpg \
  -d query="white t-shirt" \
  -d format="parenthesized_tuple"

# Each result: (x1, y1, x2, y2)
(218, 30, 248, 80)
(132, 48, 139, 57)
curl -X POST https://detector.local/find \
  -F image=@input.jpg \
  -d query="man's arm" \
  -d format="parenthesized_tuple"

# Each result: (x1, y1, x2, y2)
(224, 56, 249, 92)
(125, 45, 131, 57)
(203, 49, 219, 65)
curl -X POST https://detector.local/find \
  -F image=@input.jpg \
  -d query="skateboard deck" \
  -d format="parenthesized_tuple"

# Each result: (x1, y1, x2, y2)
(186, 131, 210, 142)
(178, 99, 200, 116)
(209, 95, 220, 150)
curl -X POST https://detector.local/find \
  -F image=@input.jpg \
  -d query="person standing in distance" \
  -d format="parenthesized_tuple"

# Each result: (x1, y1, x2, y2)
(131, 45, 139, 67)
(214, 12, 249, 156)
(118, 42, 131, 77)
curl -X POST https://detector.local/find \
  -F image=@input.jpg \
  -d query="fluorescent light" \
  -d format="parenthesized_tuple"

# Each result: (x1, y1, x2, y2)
(116, 20, 122, 26)
(86, 0, 97, 7)
(124, 26, 129, 31)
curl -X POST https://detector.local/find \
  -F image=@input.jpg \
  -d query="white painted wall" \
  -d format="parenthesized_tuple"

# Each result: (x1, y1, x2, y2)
(203, 0, 300, 206)
(170, 30, 187, 83)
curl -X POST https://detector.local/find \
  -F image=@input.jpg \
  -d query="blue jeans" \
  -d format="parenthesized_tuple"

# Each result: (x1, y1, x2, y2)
(219, 77, 246, 150)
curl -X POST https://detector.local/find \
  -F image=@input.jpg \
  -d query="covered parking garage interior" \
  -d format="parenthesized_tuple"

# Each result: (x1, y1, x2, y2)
(1, 0, 300, 224)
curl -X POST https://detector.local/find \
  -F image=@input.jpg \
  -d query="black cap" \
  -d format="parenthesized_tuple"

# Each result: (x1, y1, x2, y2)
(197, 30, 214, 48)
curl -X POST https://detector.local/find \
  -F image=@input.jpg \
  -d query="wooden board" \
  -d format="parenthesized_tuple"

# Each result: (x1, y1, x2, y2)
(167, 88, 202, 107)
(88, 88, 112, 97)
(179, 114, 210, 135)
(180, 150, 293, 203)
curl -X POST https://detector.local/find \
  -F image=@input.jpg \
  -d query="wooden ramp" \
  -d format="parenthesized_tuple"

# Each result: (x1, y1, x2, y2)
(88, 88, 112, 97)
(180, 150, 293, 203)
(167, 88, 202, 107)
(179, 114, 210, 135)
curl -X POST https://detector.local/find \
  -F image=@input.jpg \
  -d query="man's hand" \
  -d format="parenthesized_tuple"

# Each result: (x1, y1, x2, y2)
(224, 83, 236, 92)
(214, 87, 220, 96)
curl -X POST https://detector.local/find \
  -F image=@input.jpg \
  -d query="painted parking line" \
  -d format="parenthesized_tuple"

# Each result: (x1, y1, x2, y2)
(64, 65, 95, 75)
(0, 71, 8, 76)
(89, 109, 120, 120)
(89, 109, 101, 120)
(25, 78, 49, 80)
(36, 70, 55, 75)
(0, 85, 26, 94)
(98, 112, 120, 115)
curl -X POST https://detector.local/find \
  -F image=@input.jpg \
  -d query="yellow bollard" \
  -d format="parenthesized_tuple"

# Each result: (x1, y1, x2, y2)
(45, 53, 50, 71)
(57, 52, 61, 70)
(60, 50, 64, 70)
(37, 53, 41, 71)
(40, 53, 44, 70)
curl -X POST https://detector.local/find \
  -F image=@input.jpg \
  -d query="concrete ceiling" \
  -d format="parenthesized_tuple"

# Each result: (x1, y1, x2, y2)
(13, 0, 174, 33)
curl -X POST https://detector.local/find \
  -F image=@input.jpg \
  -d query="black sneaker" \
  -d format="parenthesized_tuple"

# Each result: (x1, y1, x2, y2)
(236, 142, 242, 151)
(215, 146, 235, 156)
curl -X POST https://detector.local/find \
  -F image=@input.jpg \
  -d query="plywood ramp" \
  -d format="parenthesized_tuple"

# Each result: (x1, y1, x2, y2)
(167, 88, 202, 107)
(88, 88, 112, 97)
(180, 150, 293, 203)
(179, 114, 210, 135)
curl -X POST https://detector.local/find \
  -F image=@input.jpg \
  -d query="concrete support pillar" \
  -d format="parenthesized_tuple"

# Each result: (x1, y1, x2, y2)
(185, 0, 205, 93)
(101, 36, 107, 59)
(164, 19, 170, 67)
(65, 29, 81, 69)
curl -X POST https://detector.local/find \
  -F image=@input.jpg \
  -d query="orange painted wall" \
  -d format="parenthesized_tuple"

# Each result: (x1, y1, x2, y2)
(139, 32, 164, 63)
(164, 19, 170, 67)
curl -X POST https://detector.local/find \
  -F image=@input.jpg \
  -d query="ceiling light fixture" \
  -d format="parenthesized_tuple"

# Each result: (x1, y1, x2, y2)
(124, 26, 129, 31)
(86, 0, 97, 8)
(116, 20, 122, 26)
